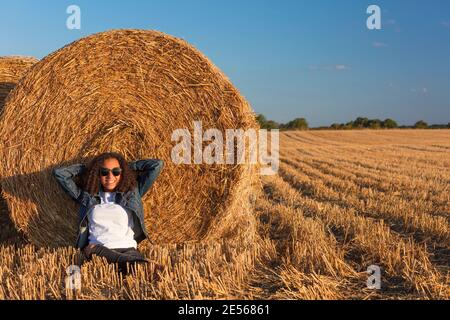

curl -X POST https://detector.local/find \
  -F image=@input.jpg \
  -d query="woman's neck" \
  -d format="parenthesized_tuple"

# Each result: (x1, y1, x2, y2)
(101, 186, 116, 193)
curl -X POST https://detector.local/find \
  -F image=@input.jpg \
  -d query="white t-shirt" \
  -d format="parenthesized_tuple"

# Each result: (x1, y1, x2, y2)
(87, 191, 137, 249)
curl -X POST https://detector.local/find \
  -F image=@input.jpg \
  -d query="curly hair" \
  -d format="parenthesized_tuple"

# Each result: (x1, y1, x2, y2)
(80, 152, 137, 195)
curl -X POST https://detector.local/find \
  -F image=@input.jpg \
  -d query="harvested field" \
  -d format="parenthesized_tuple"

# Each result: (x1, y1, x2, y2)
(0, 130, 448, 300)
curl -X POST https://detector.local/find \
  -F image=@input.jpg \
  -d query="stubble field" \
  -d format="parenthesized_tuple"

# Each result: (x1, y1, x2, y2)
(0, 129, 448, 300)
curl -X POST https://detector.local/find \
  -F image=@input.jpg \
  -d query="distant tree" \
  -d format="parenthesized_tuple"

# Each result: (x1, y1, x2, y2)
(414, 120, 428, 129)
(256, 114, 279, 129)
(344, 121, 354, 130)
(368, 119, 382, 129)
(429, 124, 448, 129)
(353, 117, 369, 128)
(382, 118, 398, 129)
(447, 122, 450, 129)
(265, 120, 280, 129)
(285, 118, 309, 130)
(325, 117, 402, 130)
(256, 114, 268, 128)
(331, 123, 342, 130)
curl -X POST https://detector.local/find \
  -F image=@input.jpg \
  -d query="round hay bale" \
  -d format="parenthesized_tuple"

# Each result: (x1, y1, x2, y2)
(0, 56, 38, 244)
(0, 30, 259, 247)
(0, 56, 38, 111)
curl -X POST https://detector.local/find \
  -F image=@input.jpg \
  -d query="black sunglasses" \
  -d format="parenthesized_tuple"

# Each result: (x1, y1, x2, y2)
(99, 167, 122, 177)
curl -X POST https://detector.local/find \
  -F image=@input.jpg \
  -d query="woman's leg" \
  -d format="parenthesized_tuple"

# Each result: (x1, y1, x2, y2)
(116, 248, 148, 261)
(83, 244, 147, 275)
(118, 248, 165, 280)
(83, 245, 139, 263)
(83, 245, 164, 278)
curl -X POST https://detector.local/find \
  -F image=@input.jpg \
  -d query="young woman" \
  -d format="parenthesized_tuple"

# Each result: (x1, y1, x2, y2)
(53, 152, 164, 275)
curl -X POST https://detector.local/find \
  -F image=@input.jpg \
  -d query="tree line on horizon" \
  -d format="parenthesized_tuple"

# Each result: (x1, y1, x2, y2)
(256, 115, 450, 130)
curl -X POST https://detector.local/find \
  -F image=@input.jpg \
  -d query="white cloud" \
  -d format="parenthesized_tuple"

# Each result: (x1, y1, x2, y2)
(334, 64, 348, 71)
(410, 87, 428, 95)
(372, 41, 388, 48)
(307, 64, 350, 71)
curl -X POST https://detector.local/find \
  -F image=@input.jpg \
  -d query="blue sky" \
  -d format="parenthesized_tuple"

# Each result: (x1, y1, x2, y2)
(1, 0, 449, 127)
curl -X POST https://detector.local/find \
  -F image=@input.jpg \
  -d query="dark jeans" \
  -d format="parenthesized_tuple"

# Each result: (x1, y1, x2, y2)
(82, 244, 149, 275)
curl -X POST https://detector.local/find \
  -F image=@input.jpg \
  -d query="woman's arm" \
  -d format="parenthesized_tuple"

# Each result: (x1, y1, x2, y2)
(129, 159, 164, 197)
(52, 164, 86, 203)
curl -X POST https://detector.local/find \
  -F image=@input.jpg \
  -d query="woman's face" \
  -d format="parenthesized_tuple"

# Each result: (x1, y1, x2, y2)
(99, 158, 122, 192)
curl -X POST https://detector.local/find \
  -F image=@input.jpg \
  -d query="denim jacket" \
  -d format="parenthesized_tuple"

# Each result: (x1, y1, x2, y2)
(52, 159, 164, 249)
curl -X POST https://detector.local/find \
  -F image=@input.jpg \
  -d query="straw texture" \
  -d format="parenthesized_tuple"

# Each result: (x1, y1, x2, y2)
(0, 56, 38, 111)
(0, 56, 38, 244)
(0, 30, 259, 247)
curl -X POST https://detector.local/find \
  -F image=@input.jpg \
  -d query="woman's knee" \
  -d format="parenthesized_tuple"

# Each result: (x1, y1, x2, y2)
(81, 243, 98, 259)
